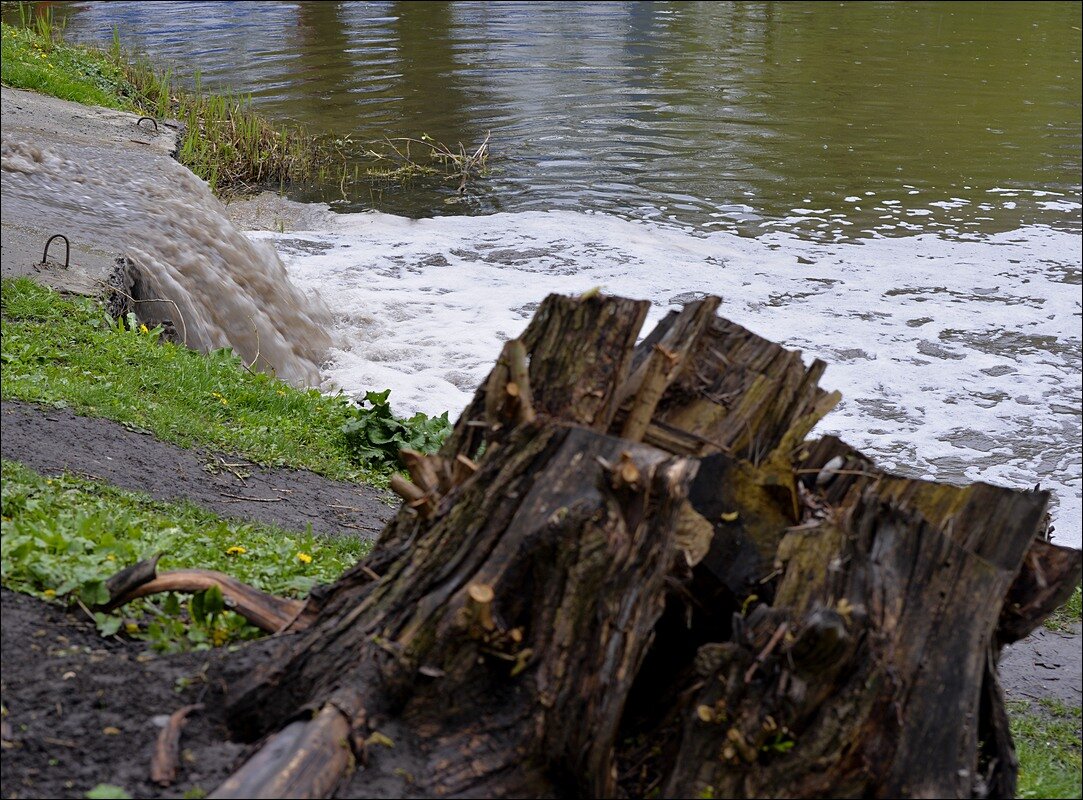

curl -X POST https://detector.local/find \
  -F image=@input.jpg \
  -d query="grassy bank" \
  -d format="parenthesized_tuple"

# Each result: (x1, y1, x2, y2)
(1, 279, 448, 484)
(0, 459, 371, 650)
(1044, 585, 1082, 632)
(1009, 698, 1083, 799)
(1, 7, 326, 195)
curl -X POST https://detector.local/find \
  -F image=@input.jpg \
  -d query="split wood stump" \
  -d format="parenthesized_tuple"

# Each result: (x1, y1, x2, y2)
(190, 293, 1078, 798)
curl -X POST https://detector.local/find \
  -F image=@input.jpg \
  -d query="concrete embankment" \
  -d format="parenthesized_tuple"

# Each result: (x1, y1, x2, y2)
(1, 86, 335, 290)
(1, 86, 181, 292)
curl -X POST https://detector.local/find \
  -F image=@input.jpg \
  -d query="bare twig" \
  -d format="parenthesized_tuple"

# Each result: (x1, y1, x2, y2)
(744, 622, 789, 684)
(219, 492, 283, 503)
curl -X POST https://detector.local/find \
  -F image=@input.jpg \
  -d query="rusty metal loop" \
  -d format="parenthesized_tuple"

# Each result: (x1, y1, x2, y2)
(40, 234, 70, 269)
(136, 116, 159, 132)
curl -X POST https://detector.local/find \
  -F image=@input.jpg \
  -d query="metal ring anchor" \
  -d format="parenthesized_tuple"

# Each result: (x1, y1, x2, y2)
(40, 234, 70, 269)
(136, 116, 159, 132)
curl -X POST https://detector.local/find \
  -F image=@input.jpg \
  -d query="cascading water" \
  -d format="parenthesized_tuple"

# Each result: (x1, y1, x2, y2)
(1, 132, 331, 387)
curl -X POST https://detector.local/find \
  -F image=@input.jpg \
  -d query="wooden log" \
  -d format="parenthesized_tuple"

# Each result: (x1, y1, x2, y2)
(662, 478, 1048, 799)
(441, 293, 649, 459)
(798, 434, 1078, 646)
(211, 689, 363, 799)
(998, 538, 1083, 645)
(626, 314, 836, 459)
(613, 295, 720, 410)
(621, 344, 681, 442)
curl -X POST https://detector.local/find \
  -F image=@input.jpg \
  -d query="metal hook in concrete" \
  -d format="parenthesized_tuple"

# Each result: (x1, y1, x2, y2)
(40, 234, 71, 269)
(136, 116, 159, 132)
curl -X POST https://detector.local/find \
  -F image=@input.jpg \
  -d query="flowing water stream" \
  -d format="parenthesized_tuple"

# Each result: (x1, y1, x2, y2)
(0, 132, 331, 387)
(36, 1, 1083, 546)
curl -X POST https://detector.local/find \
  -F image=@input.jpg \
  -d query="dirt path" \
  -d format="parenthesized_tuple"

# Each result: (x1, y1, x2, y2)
(1, 400, 394, 539)
(0, 587, 244, 800)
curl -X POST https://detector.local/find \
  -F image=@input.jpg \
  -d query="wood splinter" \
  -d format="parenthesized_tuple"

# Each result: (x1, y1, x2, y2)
(610, 451, 642, 490)
(151, 704, 203, 786)
(400, 448, 441, 495)
(466, 583, 496, 632)
(621, 344, 680, 443)
(485, 338, 536, 427)
(390, 474, 436, 518)
(505, 339, 536, 424)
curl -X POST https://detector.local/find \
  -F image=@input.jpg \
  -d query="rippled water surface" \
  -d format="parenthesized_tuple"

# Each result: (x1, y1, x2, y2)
(34, 1, 1083, 546)
(54, 1, 1082, 236)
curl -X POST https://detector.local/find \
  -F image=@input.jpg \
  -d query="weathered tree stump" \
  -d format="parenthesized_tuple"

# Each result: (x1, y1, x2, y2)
(191, 292, 1078, 799)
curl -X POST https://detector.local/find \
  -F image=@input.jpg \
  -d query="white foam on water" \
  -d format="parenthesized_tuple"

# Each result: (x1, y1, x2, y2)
(250, 210, 1082, 548)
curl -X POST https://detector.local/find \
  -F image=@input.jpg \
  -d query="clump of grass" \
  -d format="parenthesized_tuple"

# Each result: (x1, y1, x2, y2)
(1043, 584, 1082, 633)
(1, 6, 325, 196)
(126, 63, 323, 196)
(1, 278, 421, 484)
(1, 460, 371, 651)
(0, 14, 132, 109)
(1007, 698, 1082, 799)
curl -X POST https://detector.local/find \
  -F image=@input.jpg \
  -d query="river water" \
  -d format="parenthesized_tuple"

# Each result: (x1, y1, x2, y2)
(51, 1, 1082, 546)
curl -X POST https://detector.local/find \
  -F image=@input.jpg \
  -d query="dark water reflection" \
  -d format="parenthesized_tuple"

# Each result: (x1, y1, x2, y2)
(50, 1, 1082, 237)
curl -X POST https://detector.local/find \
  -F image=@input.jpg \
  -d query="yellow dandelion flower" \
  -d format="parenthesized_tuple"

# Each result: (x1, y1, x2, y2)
(296, 552, 312, 564)
(43, 589, 57, 598)
(125, 622, 140, 635)
(139, 324, 149, 333)
(226, 545, 247, 556)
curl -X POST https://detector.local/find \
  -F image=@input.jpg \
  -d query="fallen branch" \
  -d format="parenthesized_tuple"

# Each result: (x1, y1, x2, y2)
(98, 559, 302, 633)
(151, 704, 203, 786)
(209, 690, 364, 799)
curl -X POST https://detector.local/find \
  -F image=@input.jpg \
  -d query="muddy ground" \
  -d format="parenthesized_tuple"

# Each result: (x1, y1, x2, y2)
(0, 401, 398, 799)
(1, 400, 1079, 798)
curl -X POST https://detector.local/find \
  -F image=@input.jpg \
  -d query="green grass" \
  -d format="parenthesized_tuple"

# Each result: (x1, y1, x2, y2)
(1, 7, 327, 195)
(1, 459, 372, 650)
(1044, 585, 1082, 633)
(0, 17, 129, 108)
(1008, 698, 1082, 799)
(1, 277, 387, 483)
